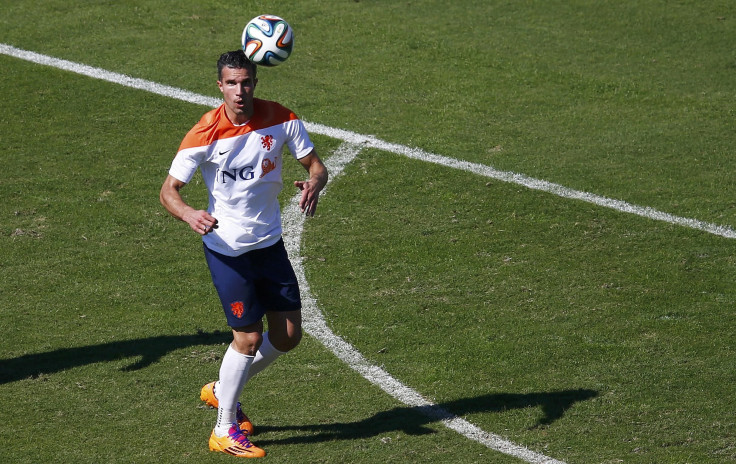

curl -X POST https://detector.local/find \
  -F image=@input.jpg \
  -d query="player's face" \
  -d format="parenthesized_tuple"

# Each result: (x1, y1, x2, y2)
(218, 66, 258, 125)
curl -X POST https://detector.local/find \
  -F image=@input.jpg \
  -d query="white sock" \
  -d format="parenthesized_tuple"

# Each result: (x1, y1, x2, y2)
(246, 331, 286, 382)
(214, 345, 254, 437)
(212, 332, 286, 398)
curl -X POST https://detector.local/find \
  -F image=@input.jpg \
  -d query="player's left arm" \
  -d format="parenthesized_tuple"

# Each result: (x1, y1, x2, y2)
(294, 150, 328, 216)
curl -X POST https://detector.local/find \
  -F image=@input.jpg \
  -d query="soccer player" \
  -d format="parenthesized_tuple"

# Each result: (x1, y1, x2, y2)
(160, 50, 328, 458)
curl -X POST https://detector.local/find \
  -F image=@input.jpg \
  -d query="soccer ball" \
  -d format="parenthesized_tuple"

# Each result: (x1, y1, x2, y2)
(241, 15, 294, 67)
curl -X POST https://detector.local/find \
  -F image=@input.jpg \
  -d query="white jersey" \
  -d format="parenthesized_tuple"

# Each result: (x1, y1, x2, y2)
(168, 99, 315, 256)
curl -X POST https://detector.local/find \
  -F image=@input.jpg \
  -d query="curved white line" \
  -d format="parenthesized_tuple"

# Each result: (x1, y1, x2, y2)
(283, 142, 565, 464)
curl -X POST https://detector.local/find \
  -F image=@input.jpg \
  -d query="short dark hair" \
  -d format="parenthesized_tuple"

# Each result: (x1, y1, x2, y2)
(217, 50, 257, 80)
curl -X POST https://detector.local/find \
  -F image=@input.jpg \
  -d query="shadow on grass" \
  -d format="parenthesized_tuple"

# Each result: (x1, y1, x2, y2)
(0, 333, 598, 445)
(256, 389, 599, 446)
(0, 331, 231, 384)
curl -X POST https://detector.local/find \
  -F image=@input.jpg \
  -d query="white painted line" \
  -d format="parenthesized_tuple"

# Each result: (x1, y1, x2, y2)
(2, 43, 732, 239)
(283, 142, 566, 464)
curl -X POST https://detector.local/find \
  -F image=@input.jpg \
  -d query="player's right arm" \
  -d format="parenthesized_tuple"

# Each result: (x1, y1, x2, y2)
(160, 175, 217, 236)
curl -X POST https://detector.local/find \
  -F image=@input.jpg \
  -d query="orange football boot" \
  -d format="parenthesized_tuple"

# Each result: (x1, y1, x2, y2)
(209, 424, 265, 458)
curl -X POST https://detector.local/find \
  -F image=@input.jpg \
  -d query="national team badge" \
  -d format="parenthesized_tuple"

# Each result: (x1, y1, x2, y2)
(230, 301, 245, 318)
(261, 135, 274, 150)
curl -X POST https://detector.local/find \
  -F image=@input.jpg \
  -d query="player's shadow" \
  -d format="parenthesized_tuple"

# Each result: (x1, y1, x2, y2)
(0, 330, 231, 384)
(255, 388, 598, 446)
(1, 333, 598, 444)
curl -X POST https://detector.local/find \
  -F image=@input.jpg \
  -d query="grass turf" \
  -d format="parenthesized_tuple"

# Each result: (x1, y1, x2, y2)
(2, 1, 736, 462)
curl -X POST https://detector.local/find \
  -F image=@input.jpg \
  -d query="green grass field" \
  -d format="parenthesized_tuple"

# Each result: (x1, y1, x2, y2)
(1, 1, 735, 462)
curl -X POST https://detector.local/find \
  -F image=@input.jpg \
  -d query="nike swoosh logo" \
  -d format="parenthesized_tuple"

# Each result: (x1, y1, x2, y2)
(219, 149, 231, 156)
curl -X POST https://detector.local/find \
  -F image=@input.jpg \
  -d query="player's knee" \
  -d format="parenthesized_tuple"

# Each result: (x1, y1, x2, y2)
(231, 328, 263, 356)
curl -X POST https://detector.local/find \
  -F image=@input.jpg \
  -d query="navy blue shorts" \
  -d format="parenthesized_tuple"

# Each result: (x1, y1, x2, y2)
(203, 239, 301, 328)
